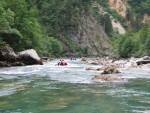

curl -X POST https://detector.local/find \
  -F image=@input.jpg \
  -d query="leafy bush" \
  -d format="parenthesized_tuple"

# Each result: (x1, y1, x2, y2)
(112, 24, 150, 58)
(49, 37, 63, 56)
(118, 36, 135, 58)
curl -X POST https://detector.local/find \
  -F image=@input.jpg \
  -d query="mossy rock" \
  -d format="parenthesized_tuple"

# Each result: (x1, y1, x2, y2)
(81, 57, 86, 61)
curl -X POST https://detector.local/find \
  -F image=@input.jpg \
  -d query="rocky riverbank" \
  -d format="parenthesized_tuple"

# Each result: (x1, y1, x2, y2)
(81, 56, 150, 82)
(0, 45, 43, 67)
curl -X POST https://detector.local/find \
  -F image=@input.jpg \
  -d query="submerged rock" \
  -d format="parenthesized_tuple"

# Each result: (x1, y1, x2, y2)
(136, 60, 150, 65)
(92, 75, 124, 82)
(81, 57, 86, 61)
(41, 57, 53, 62)
(135, 56, 150, 65)
(41, 57, 49, 62)
(86, 67, 102, 71)
(88, 60, 99, 65)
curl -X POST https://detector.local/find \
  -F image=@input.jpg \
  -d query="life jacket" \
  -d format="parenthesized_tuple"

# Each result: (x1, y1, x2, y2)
(63, 62, 67, 65)
(57, 61, 68, 66)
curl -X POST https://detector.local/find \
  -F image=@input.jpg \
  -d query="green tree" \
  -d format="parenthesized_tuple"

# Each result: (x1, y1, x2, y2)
(0, 1, 22, 48)
(48, 37, 63, 57)
(118, 37, 135, 58)
(102, 13, 113, 36)
(4, 0, 43, 51)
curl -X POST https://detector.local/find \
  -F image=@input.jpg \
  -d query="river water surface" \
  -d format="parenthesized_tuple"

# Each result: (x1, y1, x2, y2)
(0, 59, 150, 113)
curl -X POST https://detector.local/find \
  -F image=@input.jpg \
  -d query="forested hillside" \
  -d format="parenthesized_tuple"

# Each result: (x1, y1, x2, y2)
(0, 0, 63, 57)
(112, 0, 150, 58)
(0, 0, 150, 57)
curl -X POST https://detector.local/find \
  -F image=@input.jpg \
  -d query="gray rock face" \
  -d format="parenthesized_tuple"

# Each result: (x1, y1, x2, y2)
(17, 49, 43, 65)
(67, 13, 110, 56)
(0, 61, 11, 67)
(0, 61, 25, 67)
(143, 56, 150, 60)
(136, 56, 150, 65)
(101, 66, 120, 74)
(18, 49, 41, 61)
(0, 46, 43, 67)
(0, 45, 17, 62)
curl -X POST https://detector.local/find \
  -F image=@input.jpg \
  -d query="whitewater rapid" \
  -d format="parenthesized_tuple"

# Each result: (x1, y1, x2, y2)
(0, 59, 150, 82)
(0, 59, 150, 113)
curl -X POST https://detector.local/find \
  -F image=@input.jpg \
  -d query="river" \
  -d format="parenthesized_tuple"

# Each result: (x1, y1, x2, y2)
(0, 59, 150, 113)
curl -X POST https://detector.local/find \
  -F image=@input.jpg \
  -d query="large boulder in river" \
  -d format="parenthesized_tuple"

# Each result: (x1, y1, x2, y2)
(81, 57, 86, 61)
(17, 49, 43, 65)
(143, 56, 150, 60)
(0, 46, 43, 67)
(0, 45, 17, 62)
(101, 66, 120, 74)
(136, 56, 150, 65)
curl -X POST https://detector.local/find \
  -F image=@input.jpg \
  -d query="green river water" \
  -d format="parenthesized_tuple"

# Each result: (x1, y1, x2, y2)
(0, 59, 150, 113)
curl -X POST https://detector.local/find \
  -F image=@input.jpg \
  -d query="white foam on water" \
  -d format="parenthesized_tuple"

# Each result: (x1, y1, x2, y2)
(0, 89, 16, 97)
(42, 60, 99, 84)
(92, 79, 128, 84)
(132, 110, 150, 113)
(0, 59, 150, 84)
(108, 88, 150, 98)
(140, 101, 150, 104)
(0, 65, 45, 81)
(0, 71, 29, 75)
(142, 110, 150, 113)
(120, 68, 150, 79)
(48, 72, 92, 84)
(0, 75, 19, 80)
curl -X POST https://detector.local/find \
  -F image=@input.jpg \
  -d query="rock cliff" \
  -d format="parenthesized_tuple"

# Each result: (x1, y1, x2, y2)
(72, 12, 110, 56)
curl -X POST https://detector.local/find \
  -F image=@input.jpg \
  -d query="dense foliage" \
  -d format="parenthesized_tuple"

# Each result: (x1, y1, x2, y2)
(126, 0, 150, 30)
(0, 0, 150, 57)
(112, 24, 150, 58)
(128, 0, 150, 15)
(111, 0, 150, 58)
(0, 0, 91, 57)
(0, 0, 64, 56)
(91, 6, 113, 37)
(36, 0, 91, 54)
